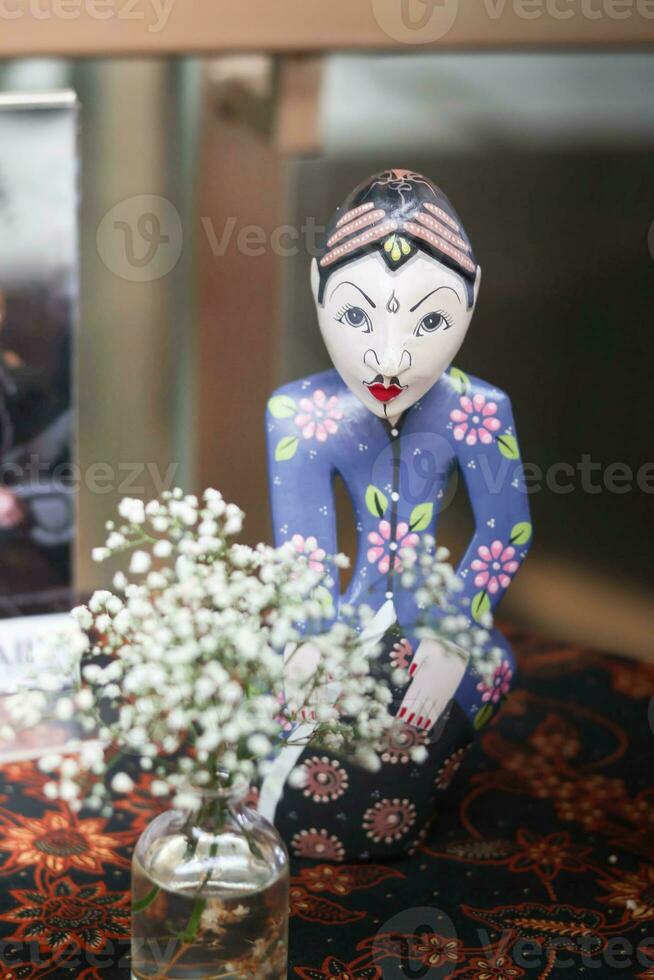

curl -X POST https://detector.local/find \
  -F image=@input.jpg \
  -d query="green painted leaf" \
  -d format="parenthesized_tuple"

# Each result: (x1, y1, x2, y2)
(497, 433, 519, 460)
(449, 367, 470, 394)
(474, 702, 494, 730)
(275, 435, 299, 462)
(267, 394, 297, 418)
(409, 502, 434, 532)
(365, 484, 389, 518)
(510, 521, 533, 546)
(471, 589, 491, 623)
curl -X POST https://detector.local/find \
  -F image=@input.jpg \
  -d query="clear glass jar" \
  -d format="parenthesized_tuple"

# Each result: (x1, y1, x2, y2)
(131, 780, 289, 980)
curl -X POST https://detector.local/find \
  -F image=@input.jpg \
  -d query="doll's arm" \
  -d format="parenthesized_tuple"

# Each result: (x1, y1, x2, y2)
(395, 388, 531, 732)
(266, 387, 340, 618)
(453, 387, 533, 619)
(266, 387, 342, 722)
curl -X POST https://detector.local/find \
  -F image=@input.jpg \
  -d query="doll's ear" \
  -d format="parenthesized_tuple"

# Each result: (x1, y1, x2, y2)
(472, 264, 482, 307)
(310, 257, 320, 304)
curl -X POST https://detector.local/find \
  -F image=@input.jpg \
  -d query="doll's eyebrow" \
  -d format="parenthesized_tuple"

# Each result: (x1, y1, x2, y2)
(409, 285, 462, 312)
(328, 280, 377, 308)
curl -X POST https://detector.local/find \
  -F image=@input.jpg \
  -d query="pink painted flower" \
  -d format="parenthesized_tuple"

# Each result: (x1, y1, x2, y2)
(294, 389, 343, 442)
(367, 520, 419, 574)
(471, 540, 520, 595)
(291, 533, 326, 572)
(450, 393, 502, 446)
(477, 660, 513, 704)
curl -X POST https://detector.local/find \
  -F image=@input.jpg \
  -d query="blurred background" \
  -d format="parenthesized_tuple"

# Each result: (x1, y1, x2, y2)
(0, 46, 652, 657)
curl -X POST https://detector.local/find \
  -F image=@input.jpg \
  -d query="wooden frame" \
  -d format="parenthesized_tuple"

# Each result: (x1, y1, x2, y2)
(3, 0, 654, 57)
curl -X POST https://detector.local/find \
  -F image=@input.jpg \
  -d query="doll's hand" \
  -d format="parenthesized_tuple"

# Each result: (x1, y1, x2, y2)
(396, 638, 468, 733)
(283, 641, 339, 722)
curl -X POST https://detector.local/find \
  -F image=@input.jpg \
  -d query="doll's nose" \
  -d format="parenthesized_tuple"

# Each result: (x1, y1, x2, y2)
(379, 348, 411, 379)
(364, 348, 412, 378)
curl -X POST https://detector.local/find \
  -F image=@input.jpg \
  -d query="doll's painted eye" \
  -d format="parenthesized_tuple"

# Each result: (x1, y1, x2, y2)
(337, 305, 372, 332)
(415, 311, 452, 336)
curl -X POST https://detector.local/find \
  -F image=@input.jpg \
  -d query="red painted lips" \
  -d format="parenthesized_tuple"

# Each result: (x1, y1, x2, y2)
(365, 382, 404, 403)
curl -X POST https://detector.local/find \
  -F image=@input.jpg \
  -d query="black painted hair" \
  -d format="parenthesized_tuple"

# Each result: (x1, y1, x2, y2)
(316, 169, 478, 308)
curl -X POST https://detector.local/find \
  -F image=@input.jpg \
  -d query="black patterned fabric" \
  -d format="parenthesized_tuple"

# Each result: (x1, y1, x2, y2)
(1, 631, 654, 978)
(274, 629, 474, 862)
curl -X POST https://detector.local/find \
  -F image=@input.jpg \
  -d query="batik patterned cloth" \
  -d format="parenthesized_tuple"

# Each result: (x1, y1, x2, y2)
(0, 634, 653, 977)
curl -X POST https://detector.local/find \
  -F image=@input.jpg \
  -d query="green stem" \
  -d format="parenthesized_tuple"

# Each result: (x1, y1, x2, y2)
(177, 894, 207, 943)
(131, 793, 206, 919)
(132, 883, 160, 913)
(172, 789, 226, 945)
(104, 749, 126, 773)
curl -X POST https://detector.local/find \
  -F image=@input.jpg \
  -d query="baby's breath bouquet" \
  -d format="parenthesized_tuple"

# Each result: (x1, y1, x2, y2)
(13, 488, 399, 815)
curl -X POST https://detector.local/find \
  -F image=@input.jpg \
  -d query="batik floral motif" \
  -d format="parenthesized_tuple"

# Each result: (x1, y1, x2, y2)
(435, 747, 466, 790)
(363, 798, 416, 844)
(0, 877, 129, 951)
(450, 394, 502, 446)
(289, 884, 366, 926)
(0, 809, 129, 876)
(379, 723, 426, 765)
(464, 902, 605, 956)
(294, 862, 404, 897)
(295, 956, 381, 979)
(601, 865, 654, 921)
(292, 828, 345, 862)
(507, 829, 591, 882)
(295, 390, 343, 442)
(411, 933, 463, 968)
(460, 953, 524, 979)
(301, 757, 349, 803)
(296, 865, 355, 896)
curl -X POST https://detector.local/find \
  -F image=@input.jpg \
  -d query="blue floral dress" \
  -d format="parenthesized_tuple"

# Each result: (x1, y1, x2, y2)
(264, 366, 532, 861)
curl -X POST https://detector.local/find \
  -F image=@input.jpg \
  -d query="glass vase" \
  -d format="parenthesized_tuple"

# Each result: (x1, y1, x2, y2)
(131, 781, 289, 980)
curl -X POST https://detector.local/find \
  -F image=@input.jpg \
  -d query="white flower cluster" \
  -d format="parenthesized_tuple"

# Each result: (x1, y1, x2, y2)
(401, 536, 504, 686)
(10, 489, 396, 813)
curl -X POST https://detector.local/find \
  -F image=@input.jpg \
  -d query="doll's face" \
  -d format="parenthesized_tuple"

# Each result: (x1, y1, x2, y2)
(311, 251, 480, 419)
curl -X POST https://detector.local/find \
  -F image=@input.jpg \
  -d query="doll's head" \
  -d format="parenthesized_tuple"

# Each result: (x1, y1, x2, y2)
(311, 169, 481, 419)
